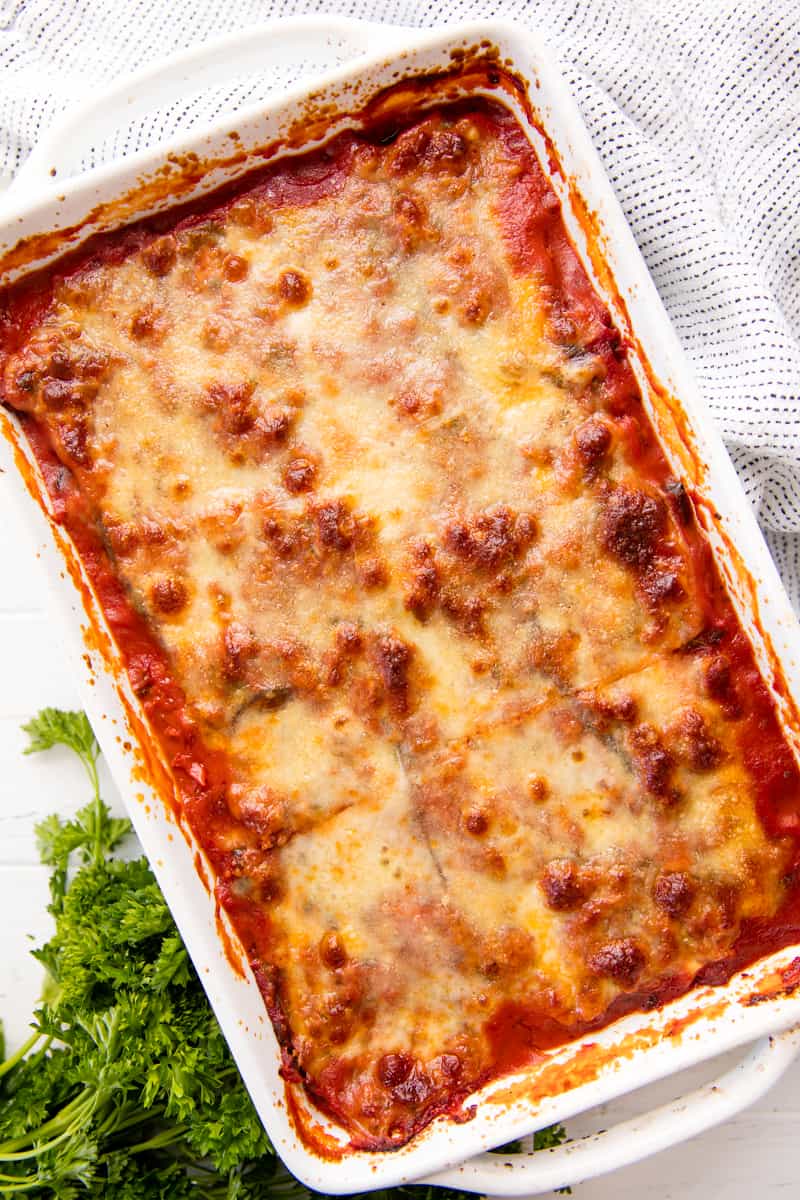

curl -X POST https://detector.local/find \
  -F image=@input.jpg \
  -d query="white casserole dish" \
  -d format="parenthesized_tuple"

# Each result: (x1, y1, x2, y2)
(2, 15, 800, 1196)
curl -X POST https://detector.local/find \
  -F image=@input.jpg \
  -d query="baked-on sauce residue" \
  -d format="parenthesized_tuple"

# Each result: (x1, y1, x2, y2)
(2, 82, 800, 1151)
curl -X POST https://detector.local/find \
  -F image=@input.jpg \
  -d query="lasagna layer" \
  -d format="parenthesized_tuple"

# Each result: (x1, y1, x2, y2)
(3, 97, 800, 1149)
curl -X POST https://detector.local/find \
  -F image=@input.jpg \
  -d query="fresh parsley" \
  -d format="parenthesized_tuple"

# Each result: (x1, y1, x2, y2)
(1, 708, 570, 1198)
(534, 1124, 568, 1152)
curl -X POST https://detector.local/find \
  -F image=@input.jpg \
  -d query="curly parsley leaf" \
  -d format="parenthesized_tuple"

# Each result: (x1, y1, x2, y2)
(534, 1121, 568, 1151)
(27, 710, 128, 913)
(22, 708, 98, 765)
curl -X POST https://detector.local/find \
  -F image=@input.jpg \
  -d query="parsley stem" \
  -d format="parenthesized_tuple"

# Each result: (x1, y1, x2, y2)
(0, 1030, 44, 1079)
(125, 1124, 188, 1153)
(0, 1175, 38, 1190)
(0, 1092, 92, 1153)
(82, 746, 103, 866)
(102, 1107, 168, 1137)
(0, 1120, 83, 1161)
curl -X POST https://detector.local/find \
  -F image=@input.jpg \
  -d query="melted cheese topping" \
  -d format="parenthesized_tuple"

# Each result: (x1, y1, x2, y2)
(3, 100, 799, 1150)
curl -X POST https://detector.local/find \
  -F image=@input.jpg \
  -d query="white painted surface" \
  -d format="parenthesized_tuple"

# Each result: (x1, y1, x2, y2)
(1, 473, 799, 1197)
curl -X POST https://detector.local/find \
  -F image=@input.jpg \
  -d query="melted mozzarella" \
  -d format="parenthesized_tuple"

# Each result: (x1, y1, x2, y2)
(4, 104, 794, 1147)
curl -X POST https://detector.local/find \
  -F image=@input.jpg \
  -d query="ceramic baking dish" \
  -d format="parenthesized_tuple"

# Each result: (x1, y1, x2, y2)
(2, 15, 800, 1196)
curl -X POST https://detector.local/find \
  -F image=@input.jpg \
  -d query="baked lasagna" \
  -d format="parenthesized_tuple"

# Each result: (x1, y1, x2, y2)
(3, 91, 800, 1150)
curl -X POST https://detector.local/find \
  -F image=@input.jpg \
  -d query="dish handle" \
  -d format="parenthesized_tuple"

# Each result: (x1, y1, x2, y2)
(421, 1027, 800, 1197)
(7, 14, 410, 198)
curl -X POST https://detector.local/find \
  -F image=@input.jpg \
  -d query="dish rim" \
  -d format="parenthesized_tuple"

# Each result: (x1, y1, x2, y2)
(2, 15, 800, 1193)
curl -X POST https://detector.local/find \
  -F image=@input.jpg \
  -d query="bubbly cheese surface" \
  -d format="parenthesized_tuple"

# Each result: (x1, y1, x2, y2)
(3, 98, 800, 1149)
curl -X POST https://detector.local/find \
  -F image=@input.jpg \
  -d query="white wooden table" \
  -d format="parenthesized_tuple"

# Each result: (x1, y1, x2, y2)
(2, 463, 798, 1196)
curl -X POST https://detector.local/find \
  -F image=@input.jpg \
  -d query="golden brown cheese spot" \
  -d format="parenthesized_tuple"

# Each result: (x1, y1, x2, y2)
(313, 499, 356, 551)
(640, 565, 684, 607)
(436, 591, 487, 640)
(527, 774, 550, 802)
(477, 927, 532, 978)
(228, 782, 289, 849)
(404, 539, 440, 619)
(199, 381, 293, 463)
(42, 377, 79, 409)
(105, 521, 139, 558)
(391, 193, 433, 252)
(443, 506, 536, 571)
(259, 507, 322, 566)
(669, 707, 723, 771)
(278, 269, 311, 305)
(575, 416, 612, 474)
(222, 622, 258, 683)
(4, 335, 110, 418)
(528, 628, 580, 690)
(150, 576, 188, 615)
(182, 236, 227, 290)
(588, 937, 646, 986)
(335, 622, 364, 656)
(130, 305, 166, 342)
(106, 515, 174, 560)
(229, 194, 274, 233)
(576, 687, 638, 732)
(373, 633, 414, 715)
(319, 930, 348, 969)
(461, 290, 490, 326)
(54, 343, 108, 382)
(57, 415, 92, 467)
(204, 380, 257, 434)
(654, 871, 695, 918)
(200, 501, 247, 556)
(602, 486, 666, 569)
(393, 384, 443, 422)
(223, 253, 249, 282)
(464, 807, 490, 835)
(628, 722, 679, 803)
(260, 408, 293, 442)
(283, 455, 317, 494)
(703, 654, 742, 718)
(540, 859, 587, 911)
(388, 125, 469, 176)
(359, 557, 389, 590)
(142, 234, 178, 277)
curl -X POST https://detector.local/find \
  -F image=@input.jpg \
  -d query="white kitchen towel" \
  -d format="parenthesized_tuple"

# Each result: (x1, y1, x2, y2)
(1, 0, 798, 606)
